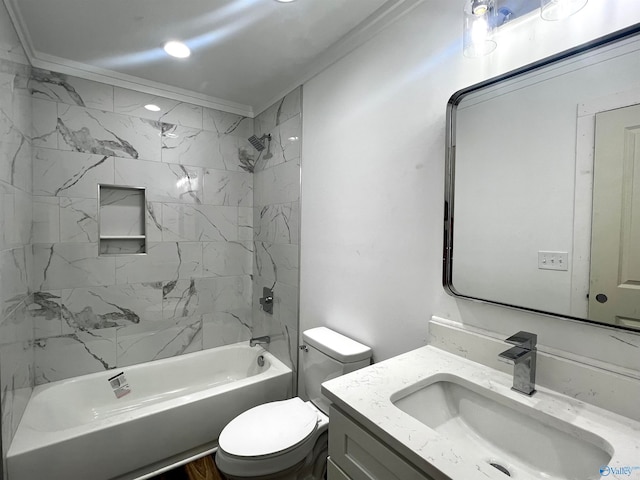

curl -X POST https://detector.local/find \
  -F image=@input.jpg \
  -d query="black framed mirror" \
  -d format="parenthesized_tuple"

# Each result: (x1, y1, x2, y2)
(444, 24, 640, 332)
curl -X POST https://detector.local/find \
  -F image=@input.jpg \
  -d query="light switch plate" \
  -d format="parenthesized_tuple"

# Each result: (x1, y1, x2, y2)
(538, 251, 569, 271)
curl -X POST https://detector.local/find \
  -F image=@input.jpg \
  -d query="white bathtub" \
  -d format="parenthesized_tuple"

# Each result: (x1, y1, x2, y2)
(7, 342, 291, 480)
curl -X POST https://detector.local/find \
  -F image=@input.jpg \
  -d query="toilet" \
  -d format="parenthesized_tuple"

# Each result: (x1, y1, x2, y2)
(215, 327, 372, 480)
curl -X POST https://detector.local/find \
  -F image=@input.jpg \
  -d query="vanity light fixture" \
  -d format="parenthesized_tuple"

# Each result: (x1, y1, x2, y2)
(163, 41, 191, 59)
(464, 0, 588, 57)
(540, 0, 588, 21)
(144, 104, 161, 112)
(275, 0, 296, 3)
(463, 0, 497, 58)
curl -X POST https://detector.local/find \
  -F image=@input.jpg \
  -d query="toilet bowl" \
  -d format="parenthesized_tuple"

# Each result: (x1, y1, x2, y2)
(215, 327, 372, 480)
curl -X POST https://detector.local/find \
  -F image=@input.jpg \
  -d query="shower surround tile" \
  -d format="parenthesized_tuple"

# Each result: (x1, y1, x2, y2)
(35, 328, 117, 384)
(254, 159, 300, 206)
(0, 302, 32, 347)
(27, 67, 302, 391)
(57, 104, 163, 161)
(254, 201, 299, 245)
(202, 311, 252, 349)
(116, 317, 203, 367)
(0, 138, 32, 193)
(0, 340, 32, 445)
(0, 247, 29, 318)
(203, 108, 253, 138)
(32, 196, 60, 243)
(203, 168, 252, 207)
(0, 54, 34, 469)
(251, 87, 302, 376)
(238, 207, 253, 242)
(59, 197, 98, 242)
(254, 242, 298, 288)
(31, 98, 58, 148)
(114, 87, 203, 129)
(202, 241, 253, 277)
(162, 125, 254, 172)
(145, 201, 165, 242)
(29, 68, 114, 111)
(0, 184, 31, 248)
(114, 242, 202, 284)
(162, 204, 238, 242)
(254, 114, 301, 172)
(59, 283, 163, 332)
(162, 276, 252, 320)
(254, 88, 301, 137)
(33, 243, 116, 290)
(31, 291, 64, 338)
(114, 157, 203, 204)
(33, 148, 115, 198)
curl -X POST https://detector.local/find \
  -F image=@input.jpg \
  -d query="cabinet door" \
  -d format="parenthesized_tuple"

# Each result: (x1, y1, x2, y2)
(329, 406, 434, 480)
(328, 457, 351, 480)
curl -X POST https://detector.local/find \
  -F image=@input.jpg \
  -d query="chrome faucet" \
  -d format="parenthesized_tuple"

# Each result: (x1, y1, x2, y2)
(498, 331, 537, 396)
(249, 336, 270, 347)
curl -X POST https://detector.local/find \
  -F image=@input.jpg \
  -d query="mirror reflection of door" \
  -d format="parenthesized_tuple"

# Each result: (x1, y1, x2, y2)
(590, 104, 640, 329)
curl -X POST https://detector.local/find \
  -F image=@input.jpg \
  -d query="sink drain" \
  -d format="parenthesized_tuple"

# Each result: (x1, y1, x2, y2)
(489, 462, 511, 477)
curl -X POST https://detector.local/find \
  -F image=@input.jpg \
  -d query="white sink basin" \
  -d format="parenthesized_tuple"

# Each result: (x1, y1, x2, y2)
(391, 374, 612, 480)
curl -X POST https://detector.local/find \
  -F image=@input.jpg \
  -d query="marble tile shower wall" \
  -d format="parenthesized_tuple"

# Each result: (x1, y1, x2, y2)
(30, 68, 258, 384)
(251, 88, 301, 392)
(0, 56, 33, 471)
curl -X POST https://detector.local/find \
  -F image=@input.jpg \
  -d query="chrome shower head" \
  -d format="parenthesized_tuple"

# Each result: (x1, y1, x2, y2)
(248, 134, 271, 152)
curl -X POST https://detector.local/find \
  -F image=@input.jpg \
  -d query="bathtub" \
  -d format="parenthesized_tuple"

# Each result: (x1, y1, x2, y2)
(7, 342, 291, 480)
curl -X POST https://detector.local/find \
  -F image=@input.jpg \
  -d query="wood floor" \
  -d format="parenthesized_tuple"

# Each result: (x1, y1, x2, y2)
(151, 455, 224, 480)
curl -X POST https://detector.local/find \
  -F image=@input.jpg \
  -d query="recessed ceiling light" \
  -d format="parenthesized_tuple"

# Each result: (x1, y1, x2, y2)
(163, 41, 191, 59)
(275, 0, 296, 3)
(145, 104, 161, 112)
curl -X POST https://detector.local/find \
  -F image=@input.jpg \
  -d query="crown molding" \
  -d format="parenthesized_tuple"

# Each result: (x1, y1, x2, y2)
(4, 0, 425, 118)
(29, 51, 255, 117)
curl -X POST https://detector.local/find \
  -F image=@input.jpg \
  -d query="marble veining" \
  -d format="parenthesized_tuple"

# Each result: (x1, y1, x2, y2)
(30, 69, 87, 107)
(57, 105, 162, 161)
(29, 68, 114, 111)
(33, 148, 115, 198)
(0, 53, 34, 467)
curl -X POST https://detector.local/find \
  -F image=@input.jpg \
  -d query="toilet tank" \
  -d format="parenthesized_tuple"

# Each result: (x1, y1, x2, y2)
(299, 327, 372, 414)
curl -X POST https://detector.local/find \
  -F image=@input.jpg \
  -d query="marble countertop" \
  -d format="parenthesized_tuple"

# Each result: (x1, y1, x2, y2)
(321, 345, 640, 480)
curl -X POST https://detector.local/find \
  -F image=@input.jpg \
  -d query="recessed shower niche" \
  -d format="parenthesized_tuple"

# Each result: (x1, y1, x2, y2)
(98, 185, 146, 255)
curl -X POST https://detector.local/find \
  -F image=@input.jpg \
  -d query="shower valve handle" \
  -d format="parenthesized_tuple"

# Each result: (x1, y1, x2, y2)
(260, 287, 274, 314)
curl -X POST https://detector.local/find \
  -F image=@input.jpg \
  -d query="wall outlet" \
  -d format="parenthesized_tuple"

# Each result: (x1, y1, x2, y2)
(538, 251, 569, 271)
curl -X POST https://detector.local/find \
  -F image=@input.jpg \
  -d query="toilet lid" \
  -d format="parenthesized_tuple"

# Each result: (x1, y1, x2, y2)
(219, 398, 318, 457)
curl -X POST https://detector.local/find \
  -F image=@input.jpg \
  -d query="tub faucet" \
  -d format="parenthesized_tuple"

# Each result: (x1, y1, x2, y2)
(498, 331, 537, 396)
(250, 336, 270, 347)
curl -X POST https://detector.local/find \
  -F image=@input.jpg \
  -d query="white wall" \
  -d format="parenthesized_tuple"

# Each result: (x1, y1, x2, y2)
(300, 0, 640, 369)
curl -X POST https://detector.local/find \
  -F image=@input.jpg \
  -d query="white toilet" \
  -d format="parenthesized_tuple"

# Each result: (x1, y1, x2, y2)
(215, 327, 372, 480)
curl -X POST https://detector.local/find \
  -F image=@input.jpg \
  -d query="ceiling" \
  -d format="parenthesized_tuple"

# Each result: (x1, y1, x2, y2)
(5, 0, 418, 115)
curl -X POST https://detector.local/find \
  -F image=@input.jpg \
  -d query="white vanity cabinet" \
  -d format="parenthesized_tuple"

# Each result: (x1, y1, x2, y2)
(328, 406, 437, 480)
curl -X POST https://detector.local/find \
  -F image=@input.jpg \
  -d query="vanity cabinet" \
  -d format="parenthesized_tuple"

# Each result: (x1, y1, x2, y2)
(328, 406, 436, 480)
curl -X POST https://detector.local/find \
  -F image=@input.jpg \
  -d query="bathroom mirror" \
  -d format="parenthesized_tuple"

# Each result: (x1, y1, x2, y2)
(444, 25, 640, 331)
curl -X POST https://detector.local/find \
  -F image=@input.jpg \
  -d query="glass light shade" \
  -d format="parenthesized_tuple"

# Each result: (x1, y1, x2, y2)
(540, 0, 588, 20)
(463, 0, 497, 58)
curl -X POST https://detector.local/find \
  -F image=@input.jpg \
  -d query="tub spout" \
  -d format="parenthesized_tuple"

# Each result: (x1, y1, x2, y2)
(250, 336, 270, 347)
